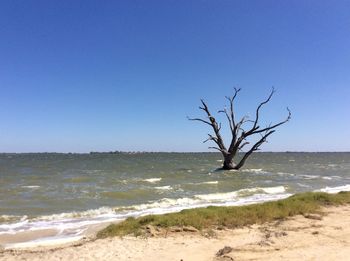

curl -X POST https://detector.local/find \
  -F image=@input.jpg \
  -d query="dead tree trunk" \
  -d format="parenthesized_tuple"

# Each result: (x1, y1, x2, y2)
(188, 88, 291, 170)
(223, 153, 235, 170)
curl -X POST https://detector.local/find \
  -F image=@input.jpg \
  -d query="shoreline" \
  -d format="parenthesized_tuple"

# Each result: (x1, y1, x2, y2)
(1, 192, 350, 260)
(3, 184, 349, 248)
(1, 204, 350, 260)
(0, 221, 115, 250)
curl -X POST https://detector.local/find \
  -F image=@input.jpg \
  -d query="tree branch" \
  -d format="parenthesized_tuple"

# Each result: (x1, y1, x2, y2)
(252, 87, 275, 129)
(208, 146, 226, 153)
(250, 107, 291, 135)
(238, 141, 250, 151)
(187, 117, 212, 126)
(235, 130, 275, 169)
(227, 87, 241, 127)
(218, 108, 233, 132)
(188, 99, 227, 152)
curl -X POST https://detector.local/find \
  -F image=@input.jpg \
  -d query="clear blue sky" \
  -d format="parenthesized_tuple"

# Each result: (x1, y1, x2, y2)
(0, 0, 349, 152)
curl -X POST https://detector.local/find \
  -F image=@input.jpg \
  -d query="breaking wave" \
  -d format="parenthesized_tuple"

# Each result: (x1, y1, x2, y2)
(318, 184, 350, 194)
(143, 178, 162, 183)
(3, 184, 350, 249)
(155, 186, 172, 190)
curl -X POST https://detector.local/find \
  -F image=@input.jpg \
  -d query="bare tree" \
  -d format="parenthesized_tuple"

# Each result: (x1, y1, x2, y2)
(188, 88, 291, 170)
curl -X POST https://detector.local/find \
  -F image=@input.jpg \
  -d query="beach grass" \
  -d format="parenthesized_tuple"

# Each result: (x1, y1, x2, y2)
(96, 191, 350, 238)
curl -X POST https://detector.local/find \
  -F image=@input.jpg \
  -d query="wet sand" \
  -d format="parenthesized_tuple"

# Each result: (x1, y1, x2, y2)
(1, 205, 350, 261)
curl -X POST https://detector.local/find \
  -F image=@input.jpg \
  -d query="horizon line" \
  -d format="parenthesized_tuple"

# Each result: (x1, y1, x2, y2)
(0, 150, 349, 154)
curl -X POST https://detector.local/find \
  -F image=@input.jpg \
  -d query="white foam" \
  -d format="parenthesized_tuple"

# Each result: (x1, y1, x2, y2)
(241, 169, 267, 174)
(0, 185, 289, 249)
(21, 185, 40, 189)
(318, 184, 350, 194)
(155, 186, 172, 190)
(144, 178, 162, 183)
(0, 207, 121, 235)
(277, 172, 295, 176)
(0, 215, 24, 223)
(242, 168, 262, 172)
(196, 186, 286, 201)
(299, 174, 320, 179)
(200, 181, 219, 185)
(130, 192, 291, 216)
(297, 183, 311, 188)
(327, 164, 338, 167)
(195, 191, 238, 201)
(262, 186, 286, 194)
(36, 206, 118, 221)
(117, 186, 288, 216)
(331, 175, 342, 179)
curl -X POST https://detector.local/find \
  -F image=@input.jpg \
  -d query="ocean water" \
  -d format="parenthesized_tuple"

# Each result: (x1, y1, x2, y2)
(0, 152, 350, 247)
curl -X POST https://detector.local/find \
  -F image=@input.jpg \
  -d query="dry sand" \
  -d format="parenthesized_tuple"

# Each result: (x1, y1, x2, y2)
(1, 205, 350, 261)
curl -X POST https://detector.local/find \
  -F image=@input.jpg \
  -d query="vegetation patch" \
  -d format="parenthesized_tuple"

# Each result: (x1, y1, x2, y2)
(96, 191, 350, 238)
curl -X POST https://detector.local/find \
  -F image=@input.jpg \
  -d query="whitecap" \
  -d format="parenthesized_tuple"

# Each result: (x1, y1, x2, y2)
(299, 174, 320, 179)
(155, 186, 172, 190)
(0, 215, 24, 223)
(243, 168, 262, 172)
(327, 164, 338, 167)
(195, 191, 238, 201)
(21, 185, 40, 189)
(195, 186, 286, 201)
(318, 184, 350, 194)
(331, 175, 342, 179)
(129, 190, 291, 216)
(0, 207, 122, 239)
(0, 184, 291, 248)
(241, 169, 267, 174)
(261, 186, 286, 194)
(297, 183, 311, 188)
(277, 172, 295, 176)
(143, 178, 162, 183)
(200, 181, 219, 185)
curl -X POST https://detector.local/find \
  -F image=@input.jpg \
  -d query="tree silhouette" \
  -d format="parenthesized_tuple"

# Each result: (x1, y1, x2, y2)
(189, 88, 291, 170)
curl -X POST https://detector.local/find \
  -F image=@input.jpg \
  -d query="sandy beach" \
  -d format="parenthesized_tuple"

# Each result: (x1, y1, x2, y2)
(1, 204, 350, 261)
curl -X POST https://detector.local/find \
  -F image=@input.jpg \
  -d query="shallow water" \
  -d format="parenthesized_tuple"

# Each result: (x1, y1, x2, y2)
(0, 152, 349, 247)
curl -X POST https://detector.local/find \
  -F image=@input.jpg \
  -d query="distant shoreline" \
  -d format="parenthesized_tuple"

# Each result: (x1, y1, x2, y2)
(0, 151, 349, 155)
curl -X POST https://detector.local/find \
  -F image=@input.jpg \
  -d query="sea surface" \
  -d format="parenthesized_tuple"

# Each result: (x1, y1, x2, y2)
(1, 152, 350, 247)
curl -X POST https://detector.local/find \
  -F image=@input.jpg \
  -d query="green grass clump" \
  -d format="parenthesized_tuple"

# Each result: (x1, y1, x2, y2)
(96, 191, 350, 239)
(96, 217, 142, 238)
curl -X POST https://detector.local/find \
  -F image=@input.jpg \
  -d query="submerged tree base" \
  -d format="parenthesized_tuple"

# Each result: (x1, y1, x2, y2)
(97, 191, 350, 238)
(222, 164, 240, 170)
(222, 161, 237, 170)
